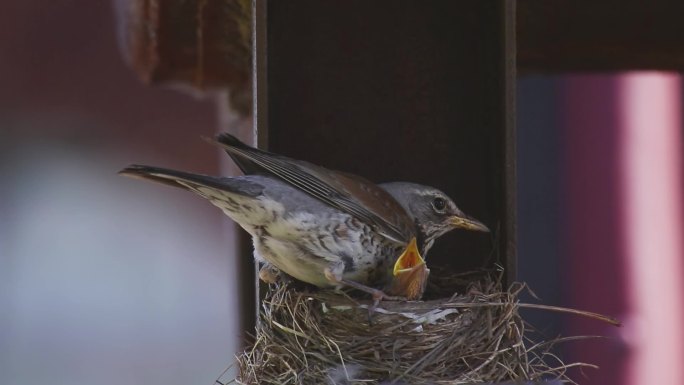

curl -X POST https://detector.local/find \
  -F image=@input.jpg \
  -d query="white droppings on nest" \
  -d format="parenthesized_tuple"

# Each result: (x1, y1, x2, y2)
(357, 305, 461, 325)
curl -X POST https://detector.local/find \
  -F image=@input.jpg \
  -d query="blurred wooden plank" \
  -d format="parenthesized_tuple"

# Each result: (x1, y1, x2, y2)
(116, 0, 252, 114)
(519, 0, 684, 72)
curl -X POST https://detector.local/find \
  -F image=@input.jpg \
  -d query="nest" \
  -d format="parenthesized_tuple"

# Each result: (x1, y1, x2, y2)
(228, 272, 617, 384)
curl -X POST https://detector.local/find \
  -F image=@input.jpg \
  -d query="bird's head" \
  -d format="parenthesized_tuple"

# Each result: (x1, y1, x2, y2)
(380, 182, 489, 254)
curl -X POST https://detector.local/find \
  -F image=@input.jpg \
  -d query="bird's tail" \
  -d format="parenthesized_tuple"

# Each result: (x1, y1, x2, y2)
(118, 165, 229, 191)
(119, 164, 265, 200)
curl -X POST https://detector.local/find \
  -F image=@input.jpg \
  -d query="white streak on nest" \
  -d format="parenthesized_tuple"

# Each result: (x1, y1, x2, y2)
(325, 302, 460, 326)
(330, 305, 352, 311)
(366, 307, 460, 325)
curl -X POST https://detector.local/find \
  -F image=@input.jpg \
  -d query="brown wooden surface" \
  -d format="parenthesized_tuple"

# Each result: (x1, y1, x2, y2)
(118, 0, 251, 114)
(257, 0, 517, 283)
(518, 0, 684, 72)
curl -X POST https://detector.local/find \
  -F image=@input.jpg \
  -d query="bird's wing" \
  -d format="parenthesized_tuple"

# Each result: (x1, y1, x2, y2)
(210, 133, 414, 244)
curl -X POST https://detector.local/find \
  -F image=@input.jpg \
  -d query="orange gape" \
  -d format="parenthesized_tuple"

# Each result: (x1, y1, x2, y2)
(393, 238, 424, 274)
(389, 238, 430, 300)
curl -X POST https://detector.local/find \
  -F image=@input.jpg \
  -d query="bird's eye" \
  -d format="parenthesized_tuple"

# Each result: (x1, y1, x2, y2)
(432, 197, 447, 212)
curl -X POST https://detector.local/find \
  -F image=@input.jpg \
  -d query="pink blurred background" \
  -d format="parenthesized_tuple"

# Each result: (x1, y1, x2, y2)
(0, 2, 240, 385)
(518, 74, 684, 384)
(1, 2, 683, 385)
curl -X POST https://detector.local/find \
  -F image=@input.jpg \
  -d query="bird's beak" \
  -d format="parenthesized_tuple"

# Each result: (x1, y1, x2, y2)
(389, 237, 429, 300)
(393, 238, 425, 275)
(449, 215, 490, 232)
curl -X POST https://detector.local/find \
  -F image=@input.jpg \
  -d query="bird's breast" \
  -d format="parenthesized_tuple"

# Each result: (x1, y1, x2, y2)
(249, 211, 402, 287)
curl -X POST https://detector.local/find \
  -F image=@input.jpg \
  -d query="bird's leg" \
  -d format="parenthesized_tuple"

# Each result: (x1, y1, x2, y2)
(340, 278, 406, 302)
(324, 266, 406, 323)
(323, 266, 399, 299)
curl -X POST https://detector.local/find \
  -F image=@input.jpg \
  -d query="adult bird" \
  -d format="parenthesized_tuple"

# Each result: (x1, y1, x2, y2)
(119, 133, 488, 300)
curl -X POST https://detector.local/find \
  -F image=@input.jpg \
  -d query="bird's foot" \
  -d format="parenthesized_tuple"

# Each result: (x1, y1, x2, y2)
(367, 290, 409, 324)
(324, 267, 409, 325)
(372, 291, 407, 302)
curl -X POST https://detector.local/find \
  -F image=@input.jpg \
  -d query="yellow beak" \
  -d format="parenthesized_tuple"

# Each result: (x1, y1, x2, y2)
(449, 215, 490, 232)
(393, 237, 425, 275)
(388, 237, 429, 300)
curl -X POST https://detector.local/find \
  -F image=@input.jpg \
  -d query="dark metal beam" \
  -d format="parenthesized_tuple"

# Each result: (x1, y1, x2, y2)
(256, 0, 516, 284)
